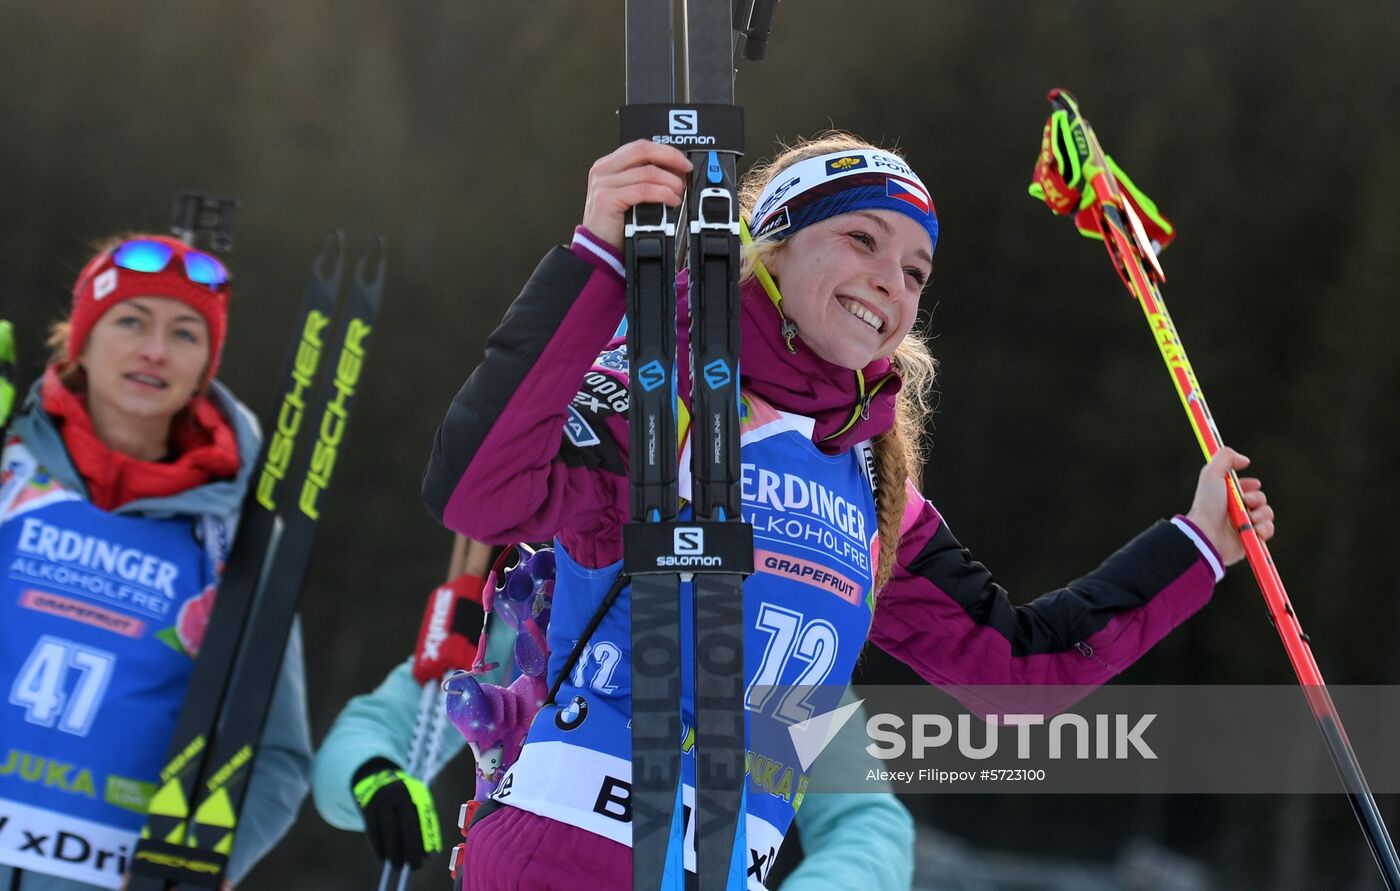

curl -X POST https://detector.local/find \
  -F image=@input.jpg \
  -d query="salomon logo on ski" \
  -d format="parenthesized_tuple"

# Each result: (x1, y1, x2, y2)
(656, 109, 715, 148)
(636, 360, 667, 393)
(674, 527, 703, 554)
(669, 110, 698, 135)
(701, 359, 731, 389)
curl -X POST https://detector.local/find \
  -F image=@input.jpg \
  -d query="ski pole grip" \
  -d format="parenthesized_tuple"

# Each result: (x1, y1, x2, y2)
(411, 573, 486, 685)
(1046, 88, 1085, 132)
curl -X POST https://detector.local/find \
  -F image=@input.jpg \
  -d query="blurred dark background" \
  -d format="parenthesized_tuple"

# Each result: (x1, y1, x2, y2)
(3, 0, 1399, 887)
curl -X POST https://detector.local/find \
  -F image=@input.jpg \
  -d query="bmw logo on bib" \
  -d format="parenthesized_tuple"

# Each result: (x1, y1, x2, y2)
(555, 695, 589, 730)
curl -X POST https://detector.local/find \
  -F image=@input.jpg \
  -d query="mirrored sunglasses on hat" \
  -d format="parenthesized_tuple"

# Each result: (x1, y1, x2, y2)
(111, 238, 229, 290)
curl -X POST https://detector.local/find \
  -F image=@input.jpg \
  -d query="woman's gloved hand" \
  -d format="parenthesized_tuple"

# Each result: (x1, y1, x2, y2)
(351, 757, 443, 870)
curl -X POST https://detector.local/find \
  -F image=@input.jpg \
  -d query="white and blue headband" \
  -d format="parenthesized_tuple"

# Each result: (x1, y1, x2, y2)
(748, 149, 939, 253)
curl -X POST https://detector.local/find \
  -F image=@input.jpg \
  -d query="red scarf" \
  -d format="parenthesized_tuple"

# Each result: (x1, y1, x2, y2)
(41, 368, 241, 511)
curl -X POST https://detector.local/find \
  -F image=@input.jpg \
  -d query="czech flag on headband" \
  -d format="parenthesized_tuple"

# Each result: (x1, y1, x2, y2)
(886, 177, 933, 216)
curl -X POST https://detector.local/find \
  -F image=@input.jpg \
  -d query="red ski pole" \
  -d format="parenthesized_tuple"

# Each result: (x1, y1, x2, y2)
(1029, 87, 1400, 890)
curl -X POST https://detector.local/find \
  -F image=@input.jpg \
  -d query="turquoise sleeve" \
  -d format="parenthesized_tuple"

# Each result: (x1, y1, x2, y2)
(310, 659, 467, 831)
(781, 697, 914, 891)
(311, 618, 514, 832)
(781, 791, 915, 891)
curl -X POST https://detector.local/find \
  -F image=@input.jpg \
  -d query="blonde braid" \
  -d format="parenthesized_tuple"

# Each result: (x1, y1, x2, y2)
(871, 336, 936, 596)
(871, 429, 908, 595)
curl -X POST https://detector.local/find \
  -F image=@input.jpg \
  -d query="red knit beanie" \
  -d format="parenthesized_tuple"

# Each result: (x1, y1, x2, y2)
(68, 235, 231, 384)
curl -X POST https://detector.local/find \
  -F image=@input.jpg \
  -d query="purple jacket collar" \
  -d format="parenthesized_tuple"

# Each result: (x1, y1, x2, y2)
(675, 271, 901, 454)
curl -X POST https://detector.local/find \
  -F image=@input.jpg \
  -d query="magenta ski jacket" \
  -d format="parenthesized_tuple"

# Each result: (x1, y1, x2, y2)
(421, 228, 1223, 700)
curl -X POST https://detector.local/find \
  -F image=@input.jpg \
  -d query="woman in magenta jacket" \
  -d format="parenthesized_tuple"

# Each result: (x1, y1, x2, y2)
(422, 134, 1274, 889)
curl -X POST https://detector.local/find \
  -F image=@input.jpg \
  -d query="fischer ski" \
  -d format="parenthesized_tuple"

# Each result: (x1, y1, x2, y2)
(1029, 87, 1400, 891)
(129, 234, 386, 890)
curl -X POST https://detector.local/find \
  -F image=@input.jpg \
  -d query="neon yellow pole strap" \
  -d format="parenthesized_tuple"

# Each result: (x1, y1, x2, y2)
(352, 768, 397, 807)
(1053, 108, 1085, 190)
(1103, 155, 1174, 238)
(1028, 106, 1175, 250)
(1028, 108, 1086, 209)
(353, 769, 443, 854)
(405, 776, 442, 855)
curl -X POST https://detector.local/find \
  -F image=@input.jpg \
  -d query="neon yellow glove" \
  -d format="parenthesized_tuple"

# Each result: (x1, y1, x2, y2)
(352, 759, 443, 870)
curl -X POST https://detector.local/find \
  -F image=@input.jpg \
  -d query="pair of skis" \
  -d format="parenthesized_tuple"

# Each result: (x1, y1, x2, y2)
(620, 2, 779, 890)
(128, 233, 385, 890)
(1037, 90, 1400, 890)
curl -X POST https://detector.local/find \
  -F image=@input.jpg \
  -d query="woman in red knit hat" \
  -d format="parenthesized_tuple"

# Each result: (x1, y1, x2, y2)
(0, 235, 311, 891)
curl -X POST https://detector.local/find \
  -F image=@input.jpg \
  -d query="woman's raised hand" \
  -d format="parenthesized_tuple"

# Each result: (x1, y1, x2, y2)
(581, 140, 693, 250)
(1185, 447, 1275, 567)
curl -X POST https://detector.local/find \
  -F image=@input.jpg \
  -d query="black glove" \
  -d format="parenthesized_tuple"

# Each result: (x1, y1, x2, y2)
(352, 757, 443, 870)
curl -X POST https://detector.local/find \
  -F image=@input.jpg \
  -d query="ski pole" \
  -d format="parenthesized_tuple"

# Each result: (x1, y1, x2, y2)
(378, 536, 491, 891)
(420, 538, 493, 784)
(1029, 87, 1400, 891)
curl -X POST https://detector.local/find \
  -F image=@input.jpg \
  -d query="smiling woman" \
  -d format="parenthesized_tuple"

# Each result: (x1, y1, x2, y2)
(421, 128, 1275, 890)
(0, 233, 311, 891)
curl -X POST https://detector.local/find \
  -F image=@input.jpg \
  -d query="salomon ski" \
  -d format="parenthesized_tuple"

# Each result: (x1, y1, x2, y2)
(621, 2, 753, 889)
